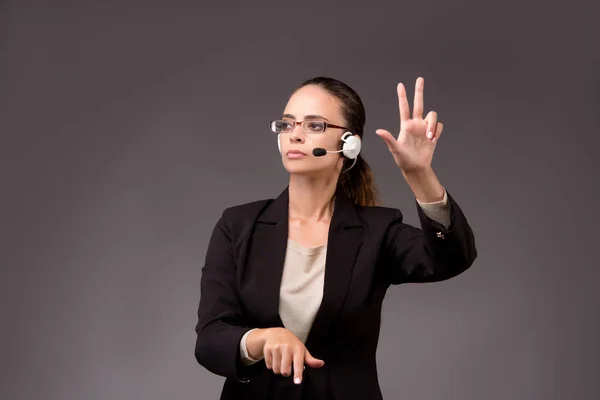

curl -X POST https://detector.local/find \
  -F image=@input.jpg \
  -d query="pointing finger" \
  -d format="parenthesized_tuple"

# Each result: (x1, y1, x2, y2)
(293, 347, 304, 385)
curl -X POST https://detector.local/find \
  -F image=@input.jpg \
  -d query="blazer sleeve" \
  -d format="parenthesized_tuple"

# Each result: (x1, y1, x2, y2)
(194, 210, 263, 379)
(383, 190, 477, 285)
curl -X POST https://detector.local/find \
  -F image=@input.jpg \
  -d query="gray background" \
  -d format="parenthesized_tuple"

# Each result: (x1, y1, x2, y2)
(1, 1, 599, 399)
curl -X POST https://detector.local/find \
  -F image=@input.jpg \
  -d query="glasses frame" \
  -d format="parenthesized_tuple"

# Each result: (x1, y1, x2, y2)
(270, 119, 350, 134)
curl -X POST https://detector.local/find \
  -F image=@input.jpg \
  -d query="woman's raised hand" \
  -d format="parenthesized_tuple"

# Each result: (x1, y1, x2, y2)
(376, 77, 444, 174)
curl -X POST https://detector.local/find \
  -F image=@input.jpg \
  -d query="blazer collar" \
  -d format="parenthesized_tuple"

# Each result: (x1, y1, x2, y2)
(257, 185, 364, 228)
(249, 184, 366, 355)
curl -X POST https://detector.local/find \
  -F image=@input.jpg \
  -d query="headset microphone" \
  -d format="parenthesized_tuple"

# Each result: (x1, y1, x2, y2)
(312, 148, 341, 157)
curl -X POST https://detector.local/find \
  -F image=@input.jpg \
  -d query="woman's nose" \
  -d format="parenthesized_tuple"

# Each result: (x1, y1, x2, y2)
(289, 131, 305, 143)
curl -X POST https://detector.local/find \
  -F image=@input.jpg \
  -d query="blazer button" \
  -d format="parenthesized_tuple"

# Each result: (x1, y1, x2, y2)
(436, 231, 445, 239)
(239, 378, 251, 384)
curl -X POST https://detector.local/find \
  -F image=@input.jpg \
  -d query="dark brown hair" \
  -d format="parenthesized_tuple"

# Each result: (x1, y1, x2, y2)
(293, 77, 381, 207)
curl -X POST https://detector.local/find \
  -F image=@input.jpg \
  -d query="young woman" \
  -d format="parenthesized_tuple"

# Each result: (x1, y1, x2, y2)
(194, 76, 477, 400)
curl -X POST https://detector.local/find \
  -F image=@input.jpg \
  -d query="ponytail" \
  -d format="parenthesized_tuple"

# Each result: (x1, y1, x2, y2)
(338, 155, 381, 207)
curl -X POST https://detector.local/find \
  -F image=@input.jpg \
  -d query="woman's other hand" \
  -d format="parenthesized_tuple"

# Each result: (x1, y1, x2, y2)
(247, 327, 325, 384)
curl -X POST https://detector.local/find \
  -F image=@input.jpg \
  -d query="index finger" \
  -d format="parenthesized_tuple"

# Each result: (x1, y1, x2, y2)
(293, 347, 304, 385)
(397, 83, 410, 124)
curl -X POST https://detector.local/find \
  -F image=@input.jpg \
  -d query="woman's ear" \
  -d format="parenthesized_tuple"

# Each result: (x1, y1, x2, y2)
(337, 155, 346, 171)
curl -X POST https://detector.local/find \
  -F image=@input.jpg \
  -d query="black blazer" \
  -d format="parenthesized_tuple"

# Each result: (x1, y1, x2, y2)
(194, 186, 477, 400)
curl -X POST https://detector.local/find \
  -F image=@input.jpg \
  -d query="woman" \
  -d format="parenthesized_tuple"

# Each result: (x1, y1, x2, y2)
(194, 76, 477, 400)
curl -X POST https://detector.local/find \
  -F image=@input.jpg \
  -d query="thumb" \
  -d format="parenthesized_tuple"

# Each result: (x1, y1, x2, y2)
(375, 129, 398, 153)
(304, 349, 325, 368)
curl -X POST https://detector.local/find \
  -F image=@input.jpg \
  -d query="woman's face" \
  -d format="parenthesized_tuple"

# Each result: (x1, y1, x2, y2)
(278, 85, 350, 176)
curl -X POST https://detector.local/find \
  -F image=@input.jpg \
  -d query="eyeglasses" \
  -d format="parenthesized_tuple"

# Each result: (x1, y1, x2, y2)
(269, 119, 349, 134)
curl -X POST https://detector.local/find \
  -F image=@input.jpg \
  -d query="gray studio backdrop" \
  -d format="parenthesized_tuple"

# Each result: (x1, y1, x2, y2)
(1, 1, 598, 399)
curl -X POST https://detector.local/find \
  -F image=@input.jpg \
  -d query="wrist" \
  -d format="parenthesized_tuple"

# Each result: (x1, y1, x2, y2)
(246, 328, 269, 360)
(401, 165, 432, 179)
(401, 166, 444, 202)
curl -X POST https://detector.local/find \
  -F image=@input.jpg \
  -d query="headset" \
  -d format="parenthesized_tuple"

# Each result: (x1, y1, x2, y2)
(277, 131, 361, 170)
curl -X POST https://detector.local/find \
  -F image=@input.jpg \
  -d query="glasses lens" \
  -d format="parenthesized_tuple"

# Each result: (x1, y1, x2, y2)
(303, 121, 325, 133)
(270, 120, 290, 133)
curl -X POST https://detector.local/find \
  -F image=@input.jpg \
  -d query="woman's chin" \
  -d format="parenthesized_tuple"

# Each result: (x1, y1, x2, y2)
(282, 161, 340, 178)
(283, 166, 317, 176)
(282, 161, 321, 176)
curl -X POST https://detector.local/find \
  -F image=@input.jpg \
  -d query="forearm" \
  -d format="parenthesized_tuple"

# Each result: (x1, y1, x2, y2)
(386, 189, 477, 284)
(413, 190, 477, 281)
(402, 166, 450, 228)
(416, 188, 451, 228)
(402, 166, 445, 203)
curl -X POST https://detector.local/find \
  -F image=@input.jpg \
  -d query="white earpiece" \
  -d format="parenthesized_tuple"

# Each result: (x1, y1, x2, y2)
(341, 131, 361, 159)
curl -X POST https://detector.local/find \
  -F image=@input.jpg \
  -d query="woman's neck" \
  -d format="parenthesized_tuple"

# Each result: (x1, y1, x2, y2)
(288, 173, 338, 223)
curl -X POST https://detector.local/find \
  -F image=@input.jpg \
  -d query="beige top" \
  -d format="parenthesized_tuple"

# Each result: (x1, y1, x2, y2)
(240, 190, 451, 365)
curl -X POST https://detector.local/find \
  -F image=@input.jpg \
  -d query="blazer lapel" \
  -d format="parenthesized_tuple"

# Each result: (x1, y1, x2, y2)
(244, 187, 289, 328)
(244, 185, 366, 344)
(305, 187, 365, 352)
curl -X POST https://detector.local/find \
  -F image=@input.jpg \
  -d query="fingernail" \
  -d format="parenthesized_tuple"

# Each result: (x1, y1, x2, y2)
(295, 377, 301, 384)
(427, 131, 433, 139)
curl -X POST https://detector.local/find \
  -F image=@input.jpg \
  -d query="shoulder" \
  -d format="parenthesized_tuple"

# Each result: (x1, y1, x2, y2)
(354, 204, 404, 224)
(217, 198, 274, 230)
(221, 199, 272, 219)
